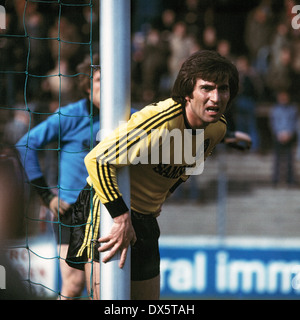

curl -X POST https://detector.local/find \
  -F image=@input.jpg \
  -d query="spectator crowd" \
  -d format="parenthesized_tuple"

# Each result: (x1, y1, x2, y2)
(1, 0, 300, 158)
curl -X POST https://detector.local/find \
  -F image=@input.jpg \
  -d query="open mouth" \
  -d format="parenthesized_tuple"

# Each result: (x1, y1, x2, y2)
(206, 107, 220, 114)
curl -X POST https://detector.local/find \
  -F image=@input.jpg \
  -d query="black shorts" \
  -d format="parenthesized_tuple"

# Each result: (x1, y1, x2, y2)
(131, 210, 160, 281)
(66, 184, 160, 281)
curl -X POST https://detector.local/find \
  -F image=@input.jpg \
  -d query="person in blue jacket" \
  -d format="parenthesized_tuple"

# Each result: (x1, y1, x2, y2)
(16, 55, 100, 299)
(270, 89, 298, 186)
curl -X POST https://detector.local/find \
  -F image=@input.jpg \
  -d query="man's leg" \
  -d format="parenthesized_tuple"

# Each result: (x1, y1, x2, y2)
(84, 260, 100, 300)
(84, 261, 160, 300)
(58, 244, 85, 299)
(131, 275, 160, 300)
(130, 211, 161, 299)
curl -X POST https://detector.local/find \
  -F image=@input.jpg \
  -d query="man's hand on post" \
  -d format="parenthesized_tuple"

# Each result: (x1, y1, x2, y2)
(97, 212, 137, 268)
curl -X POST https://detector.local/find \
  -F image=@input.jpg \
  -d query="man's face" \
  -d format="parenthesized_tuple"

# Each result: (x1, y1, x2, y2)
(88, 69, 100, 109)
(185, 78, 230, 128)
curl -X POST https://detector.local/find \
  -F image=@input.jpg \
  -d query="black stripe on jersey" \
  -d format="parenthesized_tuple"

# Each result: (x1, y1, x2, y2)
(98, 110, 183, 201)
(122, 110, 183, 158)
(220, 115, 227, 125)
(97, 159, 111, 201)
(96, 102, 182, 201)
(106, 162, 119, 200)
(132, 102, 181, 132)
(98, 109, 183, 176)
(100, 104, 183, 164)
(98, 160, 119, 202)
(97, 102, 181, 163)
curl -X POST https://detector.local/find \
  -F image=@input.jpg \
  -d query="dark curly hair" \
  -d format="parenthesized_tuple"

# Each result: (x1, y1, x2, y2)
(171, 50, 239, 110)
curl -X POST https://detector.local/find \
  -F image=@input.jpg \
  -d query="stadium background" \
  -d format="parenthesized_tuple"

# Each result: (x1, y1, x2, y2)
(1, 0, 300, 299)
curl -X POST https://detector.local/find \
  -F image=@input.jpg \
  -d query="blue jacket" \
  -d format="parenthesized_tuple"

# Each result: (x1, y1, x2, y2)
(16, 99, 137, 204)
(16, 99, 100, 204)
(270, 103, 298, 136)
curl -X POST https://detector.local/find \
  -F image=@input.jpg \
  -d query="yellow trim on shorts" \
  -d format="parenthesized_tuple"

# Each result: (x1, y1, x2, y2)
(76, 193, 101, 259)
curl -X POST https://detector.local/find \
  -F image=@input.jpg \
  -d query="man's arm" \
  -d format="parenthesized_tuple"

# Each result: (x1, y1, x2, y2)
(16, 113, 70, 216)
(84, 116, 150, 267)
(224, 130, 252, 150)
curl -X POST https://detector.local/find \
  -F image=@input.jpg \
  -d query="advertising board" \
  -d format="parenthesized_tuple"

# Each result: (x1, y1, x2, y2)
(160, 236, 300, 299)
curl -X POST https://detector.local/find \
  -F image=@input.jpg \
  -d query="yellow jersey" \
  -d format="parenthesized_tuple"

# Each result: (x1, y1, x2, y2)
(84, 98, 226, 216)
